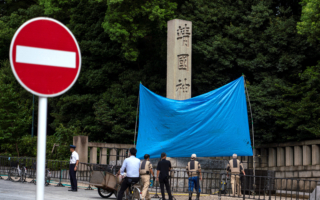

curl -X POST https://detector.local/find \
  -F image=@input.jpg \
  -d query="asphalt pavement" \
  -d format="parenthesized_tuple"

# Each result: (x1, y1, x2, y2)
(0, 179, 110, 200)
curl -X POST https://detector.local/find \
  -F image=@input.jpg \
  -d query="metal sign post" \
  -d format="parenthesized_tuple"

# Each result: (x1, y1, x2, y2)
(9, 17, 81, 200)
(36, 97, 47, 200)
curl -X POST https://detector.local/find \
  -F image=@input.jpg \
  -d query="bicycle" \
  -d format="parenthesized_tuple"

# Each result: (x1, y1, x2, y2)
(8, 161, 27, 182)
(32, 162, 51, 186)
(116, 178, 142, 200)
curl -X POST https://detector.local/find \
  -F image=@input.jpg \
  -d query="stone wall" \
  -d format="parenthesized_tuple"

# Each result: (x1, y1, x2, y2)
(73, 136, 134, 165)
(73, 136, 228, 170)
(253, 139, 320, 182)
(74, 136, 320, 181)
(149, 157, 228, 170)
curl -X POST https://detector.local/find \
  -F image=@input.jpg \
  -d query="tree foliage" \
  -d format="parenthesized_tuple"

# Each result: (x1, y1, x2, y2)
(100, 0, 177, 61)
(1, 0, 320, 156)
(297, 0, 320, 42)
(0, 60, 32, 156)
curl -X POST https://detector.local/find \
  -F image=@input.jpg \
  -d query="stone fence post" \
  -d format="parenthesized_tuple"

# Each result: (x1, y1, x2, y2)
(73, 135, 88, 164)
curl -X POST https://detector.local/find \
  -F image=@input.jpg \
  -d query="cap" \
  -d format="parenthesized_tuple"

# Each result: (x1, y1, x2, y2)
(70, 145, 76, 149)
(191, 154, 197, 158)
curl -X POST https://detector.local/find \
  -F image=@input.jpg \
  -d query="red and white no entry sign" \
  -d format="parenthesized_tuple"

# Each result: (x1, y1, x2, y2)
(9, 17, 81, 200)
(10, 17, 81, 97)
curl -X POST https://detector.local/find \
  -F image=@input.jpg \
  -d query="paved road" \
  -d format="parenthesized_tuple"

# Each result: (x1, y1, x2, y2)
(0, 179, 251, 200)
(0, 179, 112, 200)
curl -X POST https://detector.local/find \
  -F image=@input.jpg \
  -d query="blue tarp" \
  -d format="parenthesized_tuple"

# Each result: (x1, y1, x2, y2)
(136, 76, 253, 159)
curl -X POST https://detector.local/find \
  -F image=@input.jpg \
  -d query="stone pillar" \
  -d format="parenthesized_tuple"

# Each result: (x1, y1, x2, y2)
(90, 147, 97, 164)
(260, 148, 268, 167)
(167, 19, 192, 100)
(312, 145, 320, 165)
(241, 156, 248, 169)
(109, 148, 117, 165)
(255, 149, 260, 168)
(100, 148, 107, 164)
(268, 148, 277, 167)
(285, 147, 293, 166)
(294, 146, 302, 166)
(248, 156, 253, 169)
(277, 147, 285, 166)
(303, 145, 311, 166)
(73, 135, 88, 163)
(118, 149, 126, 165)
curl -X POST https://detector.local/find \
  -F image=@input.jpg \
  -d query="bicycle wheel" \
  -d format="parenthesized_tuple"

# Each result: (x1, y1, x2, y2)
(98, 188, 113, 198)
(45, 177, 50, 186)
(45, 169, 51, 186)
(10, 168, 21, 182)
(131, 187, 141, 200)
(117, 185, 129, 200)
(21, 168, 27, 182)
(114, 184, 120, 198)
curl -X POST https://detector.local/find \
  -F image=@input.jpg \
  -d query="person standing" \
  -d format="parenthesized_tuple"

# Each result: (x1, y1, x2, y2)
(156, 152, 173, 200)
(69, 145, 79, 192)
(226, 154, 246, 197)
(116, 148, 140, 200)
(186, 154, 202, 200)
(140, 154, 155, 200)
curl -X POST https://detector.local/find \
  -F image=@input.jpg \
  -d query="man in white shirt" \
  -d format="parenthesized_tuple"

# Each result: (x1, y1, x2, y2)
(69, 145, 79, 192)
(116, 148, 140, 200)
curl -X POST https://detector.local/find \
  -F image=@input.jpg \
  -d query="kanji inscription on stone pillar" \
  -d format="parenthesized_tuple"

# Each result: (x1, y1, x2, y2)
(167, 19, 192, 100)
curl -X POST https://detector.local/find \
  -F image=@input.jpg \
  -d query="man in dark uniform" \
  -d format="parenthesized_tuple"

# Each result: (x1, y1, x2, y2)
(69, 145, 79, 192)
(156, 152, 173, 200)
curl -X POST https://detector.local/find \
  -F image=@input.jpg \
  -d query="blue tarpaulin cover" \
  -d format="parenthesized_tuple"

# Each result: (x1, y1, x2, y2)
(136, 76, 253, 159)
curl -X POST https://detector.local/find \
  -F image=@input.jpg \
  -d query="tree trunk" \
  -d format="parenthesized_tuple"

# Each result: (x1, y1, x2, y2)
(16, 142, 19, 157)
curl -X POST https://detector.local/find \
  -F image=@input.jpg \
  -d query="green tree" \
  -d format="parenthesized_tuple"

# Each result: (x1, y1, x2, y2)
(0, 0, 37, 17)
(273, 65, 320, 140)
(297, 0, 320, 42)
(0, 60, 32, 156)
(2, 0, 320, 152)
(0, 4, 44, 60)
(179, 0, 320, 143)
(100, 0, 177, 61)
(48, 0, 168, 144)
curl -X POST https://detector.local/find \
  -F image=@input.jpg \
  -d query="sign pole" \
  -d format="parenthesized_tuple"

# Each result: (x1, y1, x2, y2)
(32, 94, 35, 137)
(36, 97, 47, 200)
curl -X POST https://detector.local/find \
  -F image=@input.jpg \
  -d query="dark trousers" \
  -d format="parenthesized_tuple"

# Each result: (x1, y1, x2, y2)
(69, 164, 77, 190)
(160, 177, 172, 200)
(117, 177, 140, 200)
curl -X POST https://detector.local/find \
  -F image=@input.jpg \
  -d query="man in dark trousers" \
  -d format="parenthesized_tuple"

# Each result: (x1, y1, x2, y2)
(69, 145, 79, 192)
(116, 148, 140, 200)
(156, 152, 173, 200)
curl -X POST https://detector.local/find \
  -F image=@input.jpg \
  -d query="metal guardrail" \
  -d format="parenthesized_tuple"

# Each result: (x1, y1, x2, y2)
(0, 156, 118, 185)
(0, 156, 319, 200)
(164, 170, 319, 200)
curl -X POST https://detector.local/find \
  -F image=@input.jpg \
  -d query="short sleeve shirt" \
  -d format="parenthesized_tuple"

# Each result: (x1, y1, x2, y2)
(70, 151, 79, 164)
(157, 159, 171, 179)
(139, 160, 153, 171)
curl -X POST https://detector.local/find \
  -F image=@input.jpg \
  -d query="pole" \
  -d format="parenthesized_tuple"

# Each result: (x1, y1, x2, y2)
(243, 75, 256, 189)
(134, 83, 140, 147)
(32, 95, 35, 137)
(36, 97, 47, 200)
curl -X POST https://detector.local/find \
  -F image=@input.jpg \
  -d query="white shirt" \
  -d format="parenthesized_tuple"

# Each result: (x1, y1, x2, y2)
(70, 151, 79, 164)
(120, 156, 140, 177)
